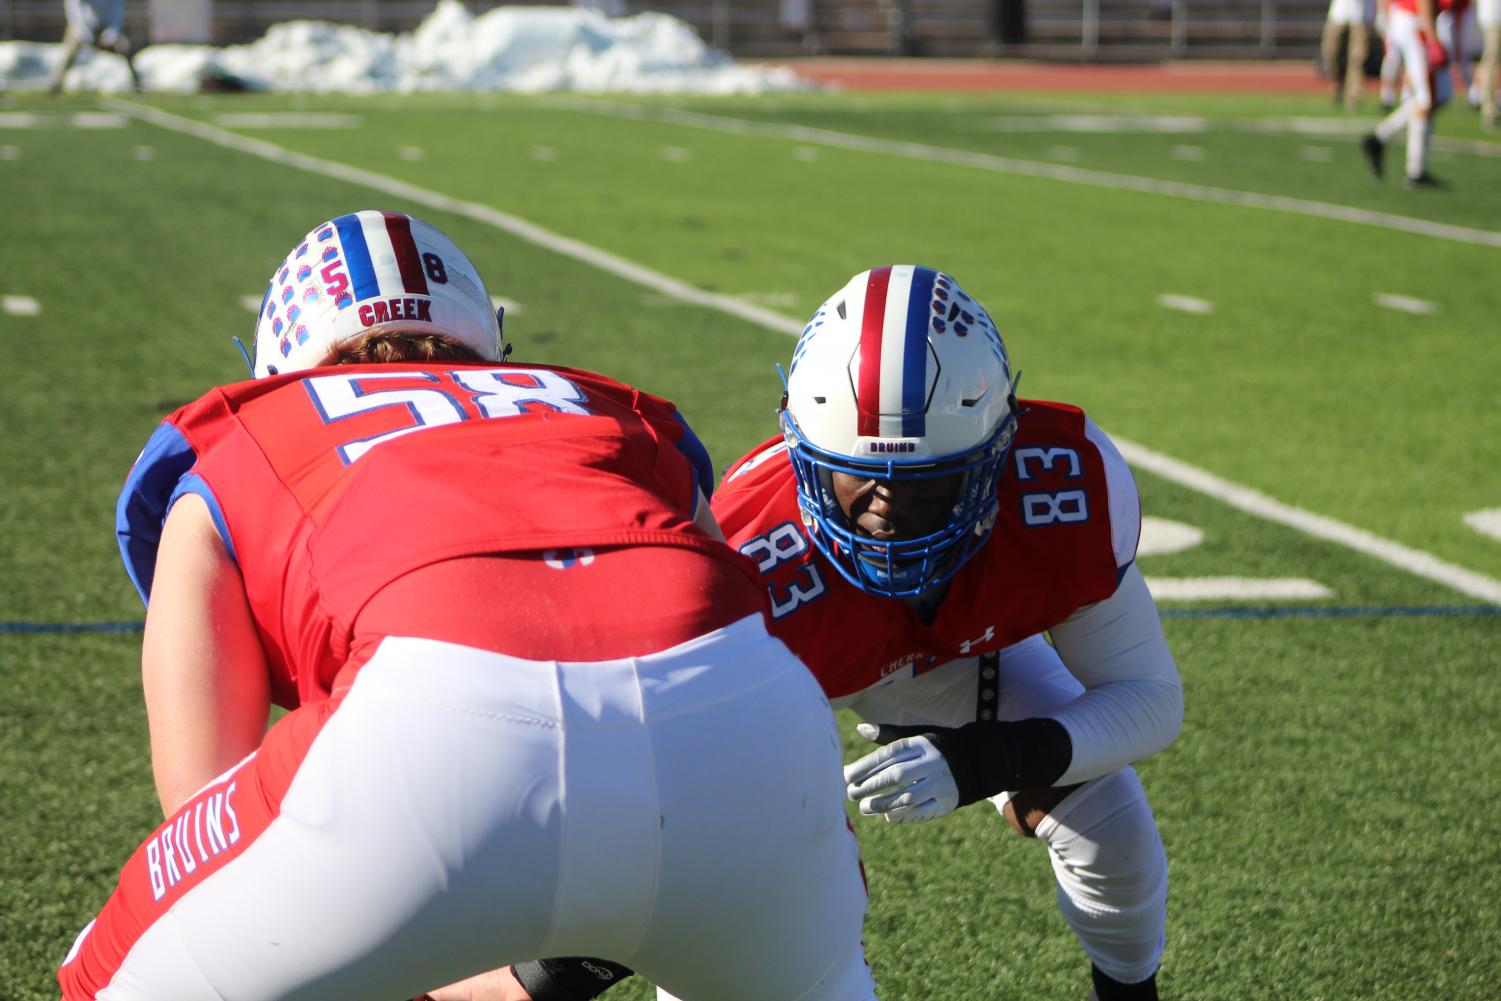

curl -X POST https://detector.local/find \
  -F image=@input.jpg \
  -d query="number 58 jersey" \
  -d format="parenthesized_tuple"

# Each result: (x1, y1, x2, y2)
(712, 399, 1141, 703)
(116, 362, 730, 708)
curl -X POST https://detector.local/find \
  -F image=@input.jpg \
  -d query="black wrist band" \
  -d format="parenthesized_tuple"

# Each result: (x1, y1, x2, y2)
(511, 958, 634, 1001)
(923, 717, 1073, 808)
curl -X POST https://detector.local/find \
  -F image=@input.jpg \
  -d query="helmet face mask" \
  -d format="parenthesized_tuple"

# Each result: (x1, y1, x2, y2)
(250, 210, 506, 378)
(781, 265, 1018, 599)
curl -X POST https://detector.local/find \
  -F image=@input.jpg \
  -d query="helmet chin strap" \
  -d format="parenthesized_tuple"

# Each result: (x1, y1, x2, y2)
(231, 336, 254, 377)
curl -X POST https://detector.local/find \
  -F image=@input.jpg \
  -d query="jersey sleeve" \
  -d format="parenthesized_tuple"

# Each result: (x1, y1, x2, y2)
(115, 417, 234, 606)
(1047, 564, 1183, 783)
(628, 389, 716, 512)
(1083, 418, 1141, 573)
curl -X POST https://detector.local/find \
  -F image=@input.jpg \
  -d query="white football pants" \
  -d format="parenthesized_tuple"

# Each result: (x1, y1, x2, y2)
(845, 633, 1168, 985)
(73, 619, 876, 1001)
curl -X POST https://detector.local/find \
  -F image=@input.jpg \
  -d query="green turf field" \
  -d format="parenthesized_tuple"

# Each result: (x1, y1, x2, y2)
(2, 85, 1498, 1000)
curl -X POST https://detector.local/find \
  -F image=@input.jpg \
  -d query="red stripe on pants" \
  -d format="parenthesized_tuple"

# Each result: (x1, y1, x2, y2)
(58, 695, 343, 999)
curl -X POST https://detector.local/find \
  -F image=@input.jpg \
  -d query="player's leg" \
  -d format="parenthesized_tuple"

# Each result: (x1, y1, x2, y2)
(1346, 21, 1371, 109)
(1380, 19, 1404, 105)
(1321, 17, 1349, 99)
(48, 25, 84, 94)
(626, 621, 876, 1001)
(987, 636, 1167, 998)
(1369, 9, 1436, 182)
(60, 639, 588, 1001)
(846, 637, 1168, 999)
(1482, 25, 1501, 126)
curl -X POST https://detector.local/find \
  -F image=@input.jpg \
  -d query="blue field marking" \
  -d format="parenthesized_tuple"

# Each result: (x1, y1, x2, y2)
(1, 621, 144, 634)
(5, 606, 1501, 635)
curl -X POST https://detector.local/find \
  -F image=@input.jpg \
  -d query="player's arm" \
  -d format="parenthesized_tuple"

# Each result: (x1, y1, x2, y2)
(846, 422, 1181, 820)
(692, 487, 725, 542)
(1419, 0, 1440, 37)
(1043, 563, 1183, 785)
(844, 567, 1182, 822)
(141, 492, 270, 815)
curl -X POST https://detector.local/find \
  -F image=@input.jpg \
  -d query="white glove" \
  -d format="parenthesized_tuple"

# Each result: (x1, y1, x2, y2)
(843, 722, 960, 824)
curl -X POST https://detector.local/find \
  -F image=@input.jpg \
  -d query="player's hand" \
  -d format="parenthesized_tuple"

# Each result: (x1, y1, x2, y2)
(421, 966, 533, 1001)
(1424, 34, 1449, 71)
(843, 722, 960, 823)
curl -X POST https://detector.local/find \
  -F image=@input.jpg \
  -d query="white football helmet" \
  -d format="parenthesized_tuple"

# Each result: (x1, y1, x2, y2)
(780, 265, 1017, 598)
(250, 210, 505, 378)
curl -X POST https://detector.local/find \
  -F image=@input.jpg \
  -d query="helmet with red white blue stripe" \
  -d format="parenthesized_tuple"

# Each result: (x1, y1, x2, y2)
(780, 265, 1017, 598)
(250, 210, 504, 378)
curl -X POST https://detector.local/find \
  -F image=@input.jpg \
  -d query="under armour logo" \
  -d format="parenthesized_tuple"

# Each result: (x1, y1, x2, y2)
(959, 626, 995, 654)
(543, 548, 595, 570)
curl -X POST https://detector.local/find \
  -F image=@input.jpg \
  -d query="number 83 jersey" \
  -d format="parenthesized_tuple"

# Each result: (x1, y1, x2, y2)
(712, 399, 1140, 703)
(116, 362, 726, 709)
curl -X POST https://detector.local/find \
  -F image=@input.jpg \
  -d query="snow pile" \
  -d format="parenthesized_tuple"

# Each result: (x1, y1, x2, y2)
(0, 0, 805, 94)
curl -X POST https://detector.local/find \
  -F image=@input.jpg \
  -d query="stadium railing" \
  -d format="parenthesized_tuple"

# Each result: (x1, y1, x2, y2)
(0, 0, 1330, 61)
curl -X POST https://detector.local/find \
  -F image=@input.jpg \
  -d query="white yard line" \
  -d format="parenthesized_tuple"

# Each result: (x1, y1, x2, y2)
(2, 295, 41, 316)
(213, 113, 363, 129)
(106, 99, 803, 337)
(110, 97, 1501, 604)
(1373, 292, 1439, 315)
(71, 112, 128, 129)
(1463, 509, 1501, 543)
(1145, 577, 1333, 601)
(1156, 293, 1214, 314)
(547, 98, 1501, 250)
(1114, 436, 1501, 604)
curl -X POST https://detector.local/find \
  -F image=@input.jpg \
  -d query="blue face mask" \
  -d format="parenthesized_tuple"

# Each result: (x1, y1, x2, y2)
(781, 409, 1017, 600)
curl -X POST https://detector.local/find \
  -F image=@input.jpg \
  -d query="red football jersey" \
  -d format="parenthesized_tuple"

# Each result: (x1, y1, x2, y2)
(712, 399, 1138, 702)
(117, 362, 729, 708)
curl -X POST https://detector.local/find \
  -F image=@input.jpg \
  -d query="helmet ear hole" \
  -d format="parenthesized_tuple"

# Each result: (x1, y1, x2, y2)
(836, 299, 848, 320)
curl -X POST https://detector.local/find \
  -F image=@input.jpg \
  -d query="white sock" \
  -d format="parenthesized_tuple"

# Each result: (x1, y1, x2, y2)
(1375, 103, 1411, 141)
(1406, 116, 1430, 176)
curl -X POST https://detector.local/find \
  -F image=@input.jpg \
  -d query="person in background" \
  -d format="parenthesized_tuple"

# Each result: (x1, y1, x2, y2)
(1361, 0, 1469, 187)
(1475, 0, 1500, 126)
(1323, 0, 1377, 109)
(48, 0, 142, 93)
(1378, 0, 1408, 105)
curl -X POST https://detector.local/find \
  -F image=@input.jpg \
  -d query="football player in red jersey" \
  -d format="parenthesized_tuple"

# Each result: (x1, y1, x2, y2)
(710, 266, 1183, 1001)
(1361, 0, 1469, 185)
(57, 212, 876, 1001)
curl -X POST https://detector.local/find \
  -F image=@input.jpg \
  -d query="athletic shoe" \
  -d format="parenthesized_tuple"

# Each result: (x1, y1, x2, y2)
(1360, 134, 1385, 178)
(1402, 171, 1443, 189)
(1087, 965, 1159, 1000)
